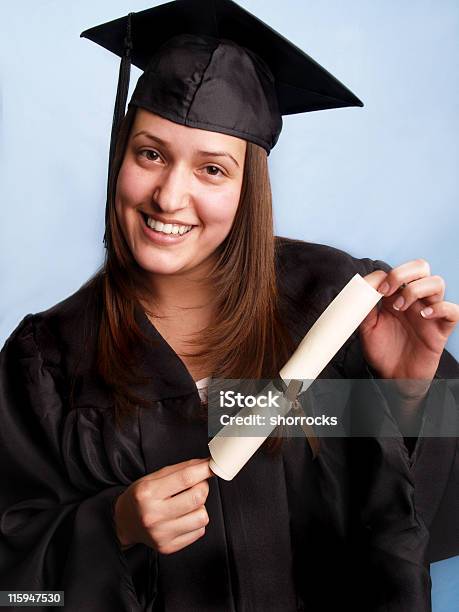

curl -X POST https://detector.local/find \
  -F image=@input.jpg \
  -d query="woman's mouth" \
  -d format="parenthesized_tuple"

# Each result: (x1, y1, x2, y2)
(140, 212, 196, 245)
(140, 212, 194, 236)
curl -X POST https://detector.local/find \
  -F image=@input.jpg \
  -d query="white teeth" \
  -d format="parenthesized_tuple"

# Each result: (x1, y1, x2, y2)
(146, 216, 192, 235)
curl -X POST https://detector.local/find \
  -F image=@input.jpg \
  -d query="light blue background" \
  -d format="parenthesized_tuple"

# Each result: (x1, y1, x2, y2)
(1, 1, 458, 608)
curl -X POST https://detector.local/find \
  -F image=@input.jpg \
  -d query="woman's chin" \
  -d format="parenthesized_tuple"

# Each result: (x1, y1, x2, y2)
(131, 237, 220, 277)
(135, 256, 186, 276)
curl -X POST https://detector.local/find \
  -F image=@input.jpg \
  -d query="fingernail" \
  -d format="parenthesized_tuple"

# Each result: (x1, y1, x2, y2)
(378, 282, 390, 295)
(421, 307, 433, 318)
(393, 296, 405, 311)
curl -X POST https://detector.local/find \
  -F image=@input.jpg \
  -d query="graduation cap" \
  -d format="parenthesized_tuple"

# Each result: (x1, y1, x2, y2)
(81, 0, 363, 169)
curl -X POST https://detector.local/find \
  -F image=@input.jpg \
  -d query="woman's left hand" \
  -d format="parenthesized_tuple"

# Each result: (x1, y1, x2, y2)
(360, 259, 459, 399)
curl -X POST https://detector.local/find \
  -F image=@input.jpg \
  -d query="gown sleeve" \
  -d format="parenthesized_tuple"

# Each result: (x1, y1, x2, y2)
(0, 315, 146, 612)
(289, 254, 458, 610)
(350, 256, 459, 564)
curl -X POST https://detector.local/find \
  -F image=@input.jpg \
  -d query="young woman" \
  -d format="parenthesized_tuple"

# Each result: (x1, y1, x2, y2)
(1, 1, 458, 611)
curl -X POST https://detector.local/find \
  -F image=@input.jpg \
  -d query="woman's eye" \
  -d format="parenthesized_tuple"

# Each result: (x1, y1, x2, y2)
(205, 165, 223, 177)
(140, 150, 160, 162)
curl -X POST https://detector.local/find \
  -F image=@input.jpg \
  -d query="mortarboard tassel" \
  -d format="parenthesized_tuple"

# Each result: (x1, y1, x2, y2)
(105, 12, 135, 248)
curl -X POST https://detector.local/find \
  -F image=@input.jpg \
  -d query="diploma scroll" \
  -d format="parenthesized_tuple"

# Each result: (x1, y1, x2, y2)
(208, 274, 383, 480)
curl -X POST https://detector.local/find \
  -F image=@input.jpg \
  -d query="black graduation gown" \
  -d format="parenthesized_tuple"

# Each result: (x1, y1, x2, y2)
(0, 236, 457, 612)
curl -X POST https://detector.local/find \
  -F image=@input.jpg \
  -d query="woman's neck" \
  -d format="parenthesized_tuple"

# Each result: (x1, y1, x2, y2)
(144, 255, 217, 315)
(139, 259, 219, 381)
(146, 272, 214, 317)
(143, 273, 216, 382)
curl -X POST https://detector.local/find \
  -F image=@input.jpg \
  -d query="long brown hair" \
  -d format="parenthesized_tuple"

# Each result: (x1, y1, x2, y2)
(95, 105, 297, 452)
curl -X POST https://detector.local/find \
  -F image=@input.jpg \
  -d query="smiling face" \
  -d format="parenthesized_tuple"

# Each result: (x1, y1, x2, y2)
(115, 108, 247, 279)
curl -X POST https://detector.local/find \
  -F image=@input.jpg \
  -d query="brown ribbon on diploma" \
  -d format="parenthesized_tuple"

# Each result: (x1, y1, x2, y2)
(284, 379, 321, 460)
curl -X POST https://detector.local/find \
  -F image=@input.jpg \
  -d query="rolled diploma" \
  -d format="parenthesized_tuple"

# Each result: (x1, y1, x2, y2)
(208, 273, 383, 480)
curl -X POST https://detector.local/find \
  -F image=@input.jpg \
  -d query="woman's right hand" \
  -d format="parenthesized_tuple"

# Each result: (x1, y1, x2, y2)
(114, 457, 214, 555)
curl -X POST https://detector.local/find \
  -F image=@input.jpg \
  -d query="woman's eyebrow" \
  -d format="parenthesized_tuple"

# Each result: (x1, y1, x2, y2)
(133, 130, 239, 168)
(195, 150, 239, 168)
(133, 130, 168, 146)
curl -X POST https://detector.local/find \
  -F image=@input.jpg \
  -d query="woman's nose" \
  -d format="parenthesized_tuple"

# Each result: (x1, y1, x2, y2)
(152, 165, 191, 213)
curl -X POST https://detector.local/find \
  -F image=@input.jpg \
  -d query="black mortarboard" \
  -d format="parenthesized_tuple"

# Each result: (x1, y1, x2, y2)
(81, 0, 363, 168)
